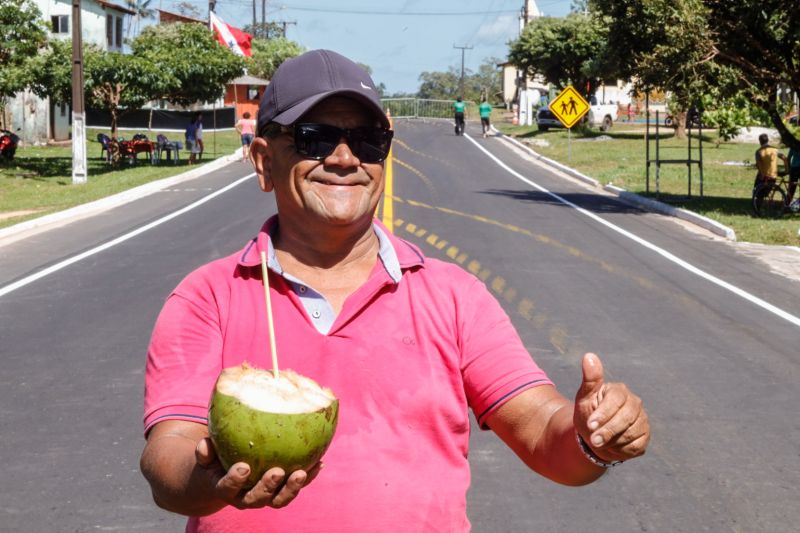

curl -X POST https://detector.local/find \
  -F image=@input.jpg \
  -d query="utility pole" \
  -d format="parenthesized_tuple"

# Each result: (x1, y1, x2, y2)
(252, 0, 256, 32)
(453, 44, 472, 98)
(276, 20, 296, 37)
(71, 0, 87, 184)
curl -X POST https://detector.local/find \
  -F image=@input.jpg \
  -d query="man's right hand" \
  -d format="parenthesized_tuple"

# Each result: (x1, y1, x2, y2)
(141, 420, 321, 516)
(194, 436, 322, 510)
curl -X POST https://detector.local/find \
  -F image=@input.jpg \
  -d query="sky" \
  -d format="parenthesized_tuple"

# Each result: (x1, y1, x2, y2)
(154, 0, 574, 95)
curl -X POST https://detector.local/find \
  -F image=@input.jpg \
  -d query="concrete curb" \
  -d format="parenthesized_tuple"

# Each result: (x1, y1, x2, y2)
(494, 128, 738, 241)
(0, 148, 244, 247)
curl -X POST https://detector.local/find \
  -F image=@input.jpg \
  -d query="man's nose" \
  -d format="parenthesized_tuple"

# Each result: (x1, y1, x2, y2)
(324, 137, 360, 167)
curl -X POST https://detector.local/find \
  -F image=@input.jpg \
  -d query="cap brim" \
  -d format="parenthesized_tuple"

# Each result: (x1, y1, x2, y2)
(271, 89, 390, 129)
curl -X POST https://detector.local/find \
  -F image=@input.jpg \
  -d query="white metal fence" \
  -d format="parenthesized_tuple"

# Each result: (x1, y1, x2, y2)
(381, 98, 478, 120)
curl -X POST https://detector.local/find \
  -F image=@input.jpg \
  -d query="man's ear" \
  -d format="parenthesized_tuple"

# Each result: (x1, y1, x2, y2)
(250, 137, 274, 192)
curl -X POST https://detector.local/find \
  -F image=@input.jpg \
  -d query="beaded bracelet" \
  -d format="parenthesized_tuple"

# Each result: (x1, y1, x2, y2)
(575, 431, 623, 468)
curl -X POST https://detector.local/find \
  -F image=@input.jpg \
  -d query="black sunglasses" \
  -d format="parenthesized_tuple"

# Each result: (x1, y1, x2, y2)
(287, 123, 393, 163)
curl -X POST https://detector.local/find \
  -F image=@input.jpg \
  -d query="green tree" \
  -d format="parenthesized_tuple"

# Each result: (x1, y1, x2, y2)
(591, 0, 800, 147)
(591, 0, 714, 138)
(702, 1, 800, 148)
(417, 58, 500, 103)
(247, 37, 304, 80)
(31, 23, 244, 136)
(243, 22, 285, 40)
(0, 0, 47, 99)
(30, 40, 170, 136)
(132, 22, 245, 107)
(508, 14, 608, 101)
(27, 38, 74, 105)
(84, 49, 169, 136)
(417, 68, 461, 100)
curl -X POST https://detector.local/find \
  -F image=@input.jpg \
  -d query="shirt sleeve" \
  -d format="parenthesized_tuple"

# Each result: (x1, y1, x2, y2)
(457, 276, 553, 429)
(142, 274, 225, 436)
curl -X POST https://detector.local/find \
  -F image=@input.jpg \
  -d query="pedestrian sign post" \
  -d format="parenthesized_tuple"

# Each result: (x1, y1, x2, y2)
(549, 86, 589, 129)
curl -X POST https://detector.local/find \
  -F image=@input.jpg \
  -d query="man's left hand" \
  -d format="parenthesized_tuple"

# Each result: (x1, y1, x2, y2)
(573, 353, 650, 463)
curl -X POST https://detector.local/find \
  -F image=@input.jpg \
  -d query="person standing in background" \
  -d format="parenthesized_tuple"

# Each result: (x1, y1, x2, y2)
(184, 117, 197, 165)
(235, 111, 257, 161)
(194, 113, 204, 161)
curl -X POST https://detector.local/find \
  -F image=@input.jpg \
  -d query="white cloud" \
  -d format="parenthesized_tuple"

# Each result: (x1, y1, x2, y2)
(474, 14, 517, 45)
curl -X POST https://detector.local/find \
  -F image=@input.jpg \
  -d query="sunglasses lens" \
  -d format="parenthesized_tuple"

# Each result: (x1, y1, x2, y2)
(294, 124, 393, 163)
(294, 124, 339, 159)
(350, 128, 393, 163)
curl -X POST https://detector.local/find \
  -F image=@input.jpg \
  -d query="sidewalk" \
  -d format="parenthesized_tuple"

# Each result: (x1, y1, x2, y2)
(0, 149, 243, 249)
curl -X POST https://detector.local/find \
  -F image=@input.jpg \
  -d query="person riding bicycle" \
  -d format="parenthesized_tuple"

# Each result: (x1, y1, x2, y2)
(453, 97, 466, 136)
(754, 133, 788, 190)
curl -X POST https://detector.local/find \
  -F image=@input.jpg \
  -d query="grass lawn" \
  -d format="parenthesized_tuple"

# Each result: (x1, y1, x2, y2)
(496, 121, 800, 247)
(0, 128, 242, 230)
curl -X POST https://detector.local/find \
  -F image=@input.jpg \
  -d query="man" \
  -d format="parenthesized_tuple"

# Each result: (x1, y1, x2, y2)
(140, 49, 650, 532)
(185, 117, 198, 165)
(754, 133, 788, 189)
(194, 113, 204, 161)
(479, 97, 492, 138)
(453, 96, 466, 136)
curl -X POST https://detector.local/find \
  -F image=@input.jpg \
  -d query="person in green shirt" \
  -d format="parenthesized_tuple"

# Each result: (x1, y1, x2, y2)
(453, 97, 466, 136)
(479, 97, 493, 138)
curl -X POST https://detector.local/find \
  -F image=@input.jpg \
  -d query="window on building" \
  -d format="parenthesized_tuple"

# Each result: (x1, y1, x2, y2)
(115, 16, 123, 48)
(106, 14, 113, 47)
(51, 15, 69, 34)
(247, 86, 260, 101)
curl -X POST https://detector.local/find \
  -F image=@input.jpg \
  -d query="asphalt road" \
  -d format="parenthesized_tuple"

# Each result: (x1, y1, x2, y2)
(1, 119, 798, 532)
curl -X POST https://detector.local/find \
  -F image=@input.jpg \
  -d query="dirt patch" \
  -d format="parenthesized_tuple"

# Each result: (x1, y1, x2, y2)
(0, 209, 44, 222)
(732, 241, 800, 283)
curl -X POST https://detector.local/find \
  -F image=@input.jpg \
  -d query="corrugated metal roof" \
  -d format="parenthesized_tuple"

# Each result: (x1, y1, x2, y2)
(230, 75, 270, 86)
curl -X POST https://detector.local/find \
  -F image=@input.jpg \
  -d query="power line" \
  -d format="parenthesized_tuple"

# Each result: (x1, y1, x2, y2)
(280, 6, 518, 16)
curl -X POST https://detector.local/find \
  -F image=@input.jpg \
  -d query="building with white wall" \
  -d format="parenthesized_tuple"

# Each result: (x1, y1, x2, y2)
(9, 0, 135, 144)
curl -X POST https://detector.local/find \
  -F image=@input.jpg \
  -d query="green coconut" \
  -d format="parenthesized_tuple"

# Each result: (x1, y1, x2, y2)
(208, 362, 339, 488)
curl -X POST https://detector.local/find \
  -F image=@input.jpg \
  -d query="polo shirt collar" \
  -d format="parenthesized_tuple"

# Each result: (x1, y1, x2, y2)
(237, 216, 424, 281)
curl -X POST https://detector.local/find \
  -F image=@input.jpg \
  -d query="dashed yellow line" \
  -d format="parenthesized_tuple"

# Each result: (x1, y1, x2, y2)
(392, 217, 591, 360)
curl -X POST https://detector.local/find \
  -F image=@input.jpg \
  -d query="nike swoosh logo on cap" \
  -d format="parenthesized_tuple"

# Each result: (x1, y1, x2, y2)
(360, 82, 372, 90)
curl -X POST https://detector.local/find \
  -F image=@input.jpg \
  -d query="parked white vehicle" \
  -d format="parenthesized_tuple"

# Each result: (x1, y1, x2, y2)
(587, 96, 618, 131)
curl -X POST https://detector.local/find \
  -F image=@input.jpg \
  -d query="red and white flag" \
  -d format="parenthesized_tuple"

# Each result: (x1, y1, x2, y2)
(210, 12, 252, 57)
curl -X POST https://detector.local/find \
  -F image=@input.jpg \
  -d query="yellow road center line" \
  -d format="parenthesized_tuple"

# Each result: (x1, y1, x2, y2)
(381, 142, 394, 232)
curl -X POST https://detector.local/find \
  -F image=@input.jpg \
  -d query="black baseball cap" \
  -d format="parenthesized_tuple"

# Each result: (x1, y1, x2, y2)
(257, 49, 389, 134)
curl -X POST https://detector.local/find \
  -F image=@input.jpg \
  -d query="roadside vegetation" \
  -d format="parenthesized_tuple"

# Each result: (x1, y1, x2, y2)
(0, 129, 241, 229)
(496, 121, 800, 246)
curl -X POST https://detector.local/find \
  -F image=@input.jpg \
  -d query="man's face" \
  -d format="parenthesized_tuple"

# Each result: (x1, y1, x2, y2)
(253, 96, 386, 229)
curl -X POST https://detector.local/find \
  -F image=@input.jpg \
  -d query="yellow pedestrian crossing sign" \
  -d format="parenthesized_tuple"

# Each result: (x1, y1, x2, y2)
(549, 86, 589, 129)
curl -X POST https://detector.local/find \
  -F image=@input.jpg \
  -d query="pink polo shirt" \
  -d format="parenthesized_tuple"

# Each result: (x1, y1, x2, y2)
(144, 218, 552, 532)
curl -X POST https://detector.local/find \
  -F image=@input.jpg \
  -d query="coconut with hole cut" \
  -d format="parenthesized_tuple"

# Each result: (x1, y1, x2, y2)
(208, 362, 339, 488)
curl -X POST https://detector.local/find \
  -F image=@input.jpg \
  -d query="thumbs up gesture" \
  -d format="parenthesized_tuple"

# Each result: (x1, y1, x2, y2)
(573, 353, 650, 464)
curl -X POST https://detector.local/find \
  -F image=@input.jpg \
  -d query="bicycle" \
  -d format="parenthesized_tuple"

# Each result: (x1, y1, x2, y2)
(751, 170, 800, 218)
